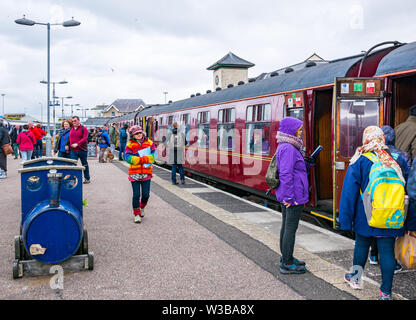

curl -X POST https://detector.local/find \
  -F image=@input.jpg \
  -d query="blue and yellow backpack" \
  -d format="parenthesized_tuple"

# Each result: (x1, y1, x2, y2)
(361, 152, 406, 229)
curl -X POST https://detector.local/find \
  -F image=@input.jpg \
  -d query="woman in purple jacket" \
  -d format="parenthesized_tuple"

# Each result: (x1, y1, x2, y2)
(275, 117, 309, 274)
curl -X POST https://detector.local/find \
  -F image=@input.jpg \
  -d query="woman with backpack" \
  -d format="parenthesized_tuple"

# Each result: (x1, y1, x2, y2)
(275, 117, 309, 275)
(339, 125, 416, 300)
(16, 124, 36, 162)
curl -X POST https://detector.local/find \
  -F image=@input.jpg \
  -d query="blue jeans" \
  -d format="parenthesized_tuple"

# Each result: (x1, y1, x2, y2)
(131, 179, 151, 209)
(35, 139, 43, 158)
(70, 150, 90, 181)
(119, 142, 126, 160)
(280, 204, 303, 265)
(171, 164, 184, 183)
(353, 233, 396, 294)
(21, 150, 33, 162)
(58, 151, 70, 159)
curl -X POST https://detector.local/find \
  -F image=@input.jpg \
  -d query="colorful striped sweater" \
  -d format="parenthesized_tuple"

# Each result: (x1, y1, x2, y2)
(124, 137, 157, 176)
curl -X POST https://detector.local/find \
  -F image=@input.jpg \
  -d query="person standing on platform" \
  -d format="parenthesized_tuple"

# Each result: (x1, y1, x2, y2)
(97, 127, 110, 163)
(119, 123, 128, 160)
(395, 105, 416, 161)
(10, 125, 20, 159)
(0, 119, 10, 178)
(164, 122, 186, 185)
(54, 120, 72, 158)
(68, 116, 90, 184)
(16, 124, 36, 162)
(109, 123, 117, 158)
(275, 117, 308, 275)
(339, 126, 415, 300)
(124, 125, 157, 224)
(32, 123, 46, 158)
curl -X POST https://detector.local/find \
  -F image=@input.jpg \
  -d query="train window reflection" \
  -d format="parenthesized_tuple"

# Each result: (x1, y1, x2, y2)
(339, 100, 379, 158)
(218, 108, 235, 151)
(197, 124, 210, 148)
(246, 123, 270, 155)
(218, 124, 234, 151)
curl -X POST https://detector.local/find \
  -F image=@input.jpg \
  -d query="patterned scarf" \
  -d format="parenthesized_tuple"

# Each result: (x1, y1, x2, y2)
(350, 126, 405, 183)
(276, 131, 303, 150)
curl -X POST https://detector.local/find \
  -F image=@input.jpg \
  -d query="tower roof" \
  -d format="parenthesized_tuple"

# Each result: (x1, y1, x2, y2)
(207, 52, 255, 70)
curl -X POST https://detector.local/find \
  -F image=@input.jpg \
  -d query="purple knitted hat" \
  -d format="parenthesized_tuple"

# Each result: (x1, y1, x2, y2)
(278, 117, 303, 137)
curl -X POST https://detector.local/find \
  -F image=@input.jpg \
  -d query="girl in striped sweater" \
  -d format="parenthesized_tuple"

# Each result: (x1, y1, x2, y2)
(124, 125, 157, 223)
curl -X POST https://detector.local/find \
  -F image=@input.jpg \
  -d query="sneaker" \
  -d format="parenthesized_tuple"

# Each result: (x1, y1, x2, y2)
(394, 262, 402, 274)
(181, 180, 185, 184)
(344, 272, 363, 290)
(280, 257, 306, 267)
(368, 255, 379, 265)
(172, 181, 179, 185)
(83, 179, 90, 184)
(134, 214, 142, 223)
(140, 208, 145, 217)
(379, 290, 393, 300)
(280, 263, 306, 274)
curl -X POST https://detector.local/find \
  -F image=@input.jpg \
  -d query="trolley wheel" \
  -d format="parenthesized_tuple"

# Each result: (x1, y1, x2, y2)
(14, 236, 21, 260)
(82, 229, 88, 255)
(12, 260, 21, 279)
(87, 252, 94, 270)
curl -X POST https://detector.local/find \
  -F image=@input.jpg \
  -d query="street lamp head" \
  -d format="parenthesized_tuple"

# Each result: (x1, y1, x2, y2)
(15, 15, 36, 26)
(59, 80, 68, 84)
(63, 17, 81, 27)
(66, 96, 72, 99)
(40, 80, 48, 84)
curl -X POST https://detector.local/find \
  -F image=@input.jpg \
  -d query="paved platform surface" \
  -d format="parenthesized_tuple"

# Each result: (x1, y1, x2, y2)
(1, 155, 415, 300)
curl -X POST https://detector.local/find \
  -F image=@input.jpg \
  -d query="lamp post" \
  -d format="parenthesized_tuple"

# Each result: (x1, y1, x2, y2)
(40, 80, 68, 131)
(39, 102, 42, 124)
(54, 95, 72, 119)
(15, 15, 80, 156)
(65, 103, 80, 117)
(1, 94, 5, 116)
(76, 107, 90, 121)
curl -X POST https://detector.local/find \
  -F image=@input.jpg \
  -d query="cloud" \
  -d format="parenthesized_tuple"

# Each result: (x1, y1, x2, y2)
(1, 0, 415, 121)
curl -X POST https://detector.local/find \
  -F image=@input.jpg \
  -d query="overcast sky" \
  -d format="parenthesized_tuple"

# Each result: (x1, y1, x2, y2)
(1, 0, 415, 121)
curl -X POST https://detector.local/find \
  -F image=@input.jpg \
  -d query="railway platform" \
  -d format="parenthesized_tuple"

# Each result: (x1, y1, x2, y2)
(1, 155, 415, 302)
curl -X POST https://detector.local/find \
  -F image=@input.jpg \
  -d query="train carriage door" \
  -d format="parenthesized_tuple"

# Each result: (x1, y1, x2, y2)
(333, 77, 384, 229)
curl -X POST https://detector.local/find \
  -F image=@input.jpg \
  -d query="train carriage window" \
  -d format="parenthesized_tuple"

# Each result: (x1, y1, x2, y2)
(339, 99, 379, 158)
(181, 113, 190, 146)
(218, 108, 235, 151)
(245, 104, 271, 155)
(168, 116, 174, 126)
(197, 111, 210, 148)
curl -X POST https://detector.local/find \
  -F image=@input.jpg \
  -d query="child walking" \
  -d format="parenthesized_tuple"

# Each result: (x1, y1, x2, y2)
(124, 125, 157, 223)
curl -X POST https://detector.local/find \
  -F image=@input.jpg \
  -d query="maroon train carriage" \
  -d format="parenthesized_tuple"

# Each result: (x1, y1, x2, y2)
(137, 41, 416, 230)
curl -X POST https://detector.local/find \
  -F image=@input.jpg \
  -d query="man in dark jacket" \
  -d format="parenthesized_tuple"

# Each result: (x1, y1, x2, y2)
(9, 125, 20, 159)
(119, 123, 128, 160)
(0, 118, 10, 178)
(381, 125, 411, 167)
(164, 122, 186, 184)
(395, 105, 416, 160)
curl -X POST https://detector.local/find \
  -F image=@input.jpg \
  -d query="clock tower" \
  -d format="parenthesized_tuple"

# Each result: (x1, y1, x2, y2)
(207, 52, 254, 90)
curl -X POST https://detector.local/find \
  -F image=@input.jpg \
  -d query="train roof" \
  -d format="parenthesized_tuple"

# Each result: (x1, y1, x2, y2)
(375, 41, 416, 76)
(139, 53, 363, 117)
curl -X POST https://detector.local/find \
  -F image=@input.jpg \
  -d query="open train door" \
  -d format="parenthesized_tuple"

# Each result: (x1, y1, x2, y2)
(332, 77, 385, 229)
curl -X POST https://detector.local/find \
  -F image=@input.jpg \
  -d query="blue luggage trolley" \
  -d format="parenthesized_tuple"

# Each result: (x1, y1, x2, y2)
(13, 163, 94, 278)
(22, 157, 77, 168)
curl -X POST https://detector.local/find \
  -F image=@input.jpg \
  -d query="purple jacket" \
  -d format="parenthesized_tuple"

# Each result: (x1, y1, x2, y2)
(275, 117, 309, 205)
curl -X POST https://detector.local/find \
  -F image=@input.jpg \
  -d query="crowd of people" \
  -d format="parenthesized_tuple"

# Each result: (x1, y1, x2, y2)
(1, 104, 416, 300)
